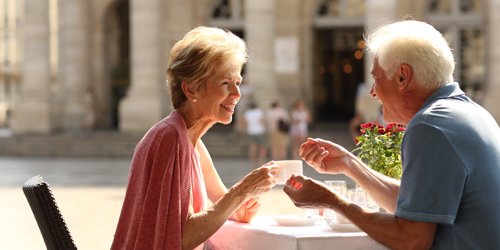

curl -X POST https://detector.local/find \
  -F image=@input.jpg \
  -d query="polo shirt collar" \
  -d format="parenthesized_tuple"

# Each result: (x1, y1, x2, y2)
(421, 82, 465, 108)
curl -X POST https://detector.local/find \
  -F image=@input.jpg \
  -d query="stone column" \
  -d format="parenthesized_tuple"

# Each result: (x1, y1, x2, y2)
(483, 0, 500, 123)
(10, 0, 52, 133)
(120, 0, 164, 132)
(58, 0, 91, 132)
(275, 0, 304, 108)
(163, 0, 194, 114)
(244, 0, 278, 109)
(362, 0, 397, 122)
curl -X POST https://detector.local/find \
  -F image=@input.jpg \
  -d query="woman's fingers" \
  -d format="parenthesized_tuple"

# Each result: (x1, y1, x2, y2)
(247, 202, 260, 213)
(268, 165, 280, 176)
(245, 198, 260, 210)
(241, 166, 278, 197)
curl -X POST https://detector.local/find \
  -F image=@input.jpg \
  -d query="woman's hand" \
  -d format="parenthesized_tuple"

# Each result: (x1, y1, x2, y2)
(299, 138, 354, 174)
(231, 197, 260, 223)
(230, 162, 279, 205)
(239, 162, 279, 198)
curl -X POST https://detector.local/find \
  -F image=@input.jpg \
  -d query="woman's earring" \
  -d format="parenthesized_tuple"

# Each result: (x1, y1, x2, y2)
(193, 99, 197, 103)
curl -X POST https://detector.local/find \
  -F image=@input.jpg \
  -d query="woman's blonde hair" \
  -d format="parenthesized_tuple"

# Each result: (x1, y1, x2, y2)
(166, 26, 248, 109)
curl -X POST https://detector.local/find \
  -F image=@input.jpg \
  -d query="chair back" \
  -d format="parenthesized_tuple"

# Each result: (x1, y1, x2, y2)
(22, 175, 77, 250)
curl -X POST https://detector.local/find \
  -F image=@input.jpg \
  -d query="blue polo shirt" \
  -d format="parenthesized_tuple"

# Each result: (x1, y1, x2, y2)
(395, 83, 500, 249)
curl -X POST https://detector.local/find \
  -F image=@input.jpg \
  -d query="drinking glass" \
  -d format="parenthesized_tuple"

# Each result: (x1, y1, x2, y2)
(348, 187, 368, 206)
(324, 180, 347, 196)
(323, 180, 347, 222)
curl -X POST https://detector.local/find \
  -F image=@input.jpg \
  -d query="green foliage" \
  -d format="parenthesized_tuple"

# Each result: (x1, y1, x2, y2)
(353, 123, 405, 179)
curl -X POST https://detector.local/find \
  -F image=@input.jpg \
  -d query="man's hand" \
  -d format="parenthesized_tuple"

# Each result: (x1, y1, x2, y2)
(283, 174, 336, 209)
(299, 138, 354, 174)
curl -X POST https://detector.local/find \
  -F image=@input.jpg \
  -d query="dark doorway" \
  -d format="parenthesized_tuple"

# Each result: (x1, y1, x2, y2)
(104, 0, 130, 130)
(313, 28, 365, 122)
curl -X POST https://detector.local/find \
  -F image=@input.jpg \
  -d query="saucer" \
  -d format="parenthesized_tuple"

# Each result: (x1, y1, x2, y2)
(271, 214, 318, 226)
(327, 222, 362, 232)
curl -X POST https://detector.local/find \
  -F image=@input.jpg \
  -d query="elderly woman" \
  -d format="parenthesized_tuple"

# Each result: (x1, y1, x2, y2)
(111, 27, 278, 250)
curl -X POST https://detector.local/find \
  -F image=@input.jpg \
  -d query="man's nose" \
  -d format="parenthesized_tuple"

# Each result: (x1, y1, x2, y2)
(370, 84, 376, 97)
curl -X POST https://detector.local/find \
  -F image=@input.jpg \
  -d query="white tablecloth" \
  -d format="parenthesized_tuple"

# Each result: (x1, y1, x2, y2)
(209, 216, 387, 250)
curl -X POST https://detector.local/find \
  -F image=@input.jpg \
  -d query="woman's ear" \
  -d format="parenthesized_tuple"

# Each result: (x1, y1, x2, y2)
(181, 81, 197, 101)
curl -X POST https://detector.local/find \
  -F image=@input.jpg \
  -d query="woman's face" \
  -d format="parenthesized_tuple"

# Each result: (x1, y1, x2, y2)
(195, 60, 242, 125)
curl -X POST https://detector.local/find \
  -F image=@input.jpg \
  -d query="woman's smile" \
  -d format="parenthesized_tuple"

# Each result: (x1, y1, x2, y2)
(220, 103, 237, 113)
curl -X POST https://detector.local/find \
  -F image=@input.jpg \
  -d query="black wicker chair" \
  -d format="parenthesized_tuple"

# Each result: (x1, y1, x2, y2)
(22, 175, 77, 250)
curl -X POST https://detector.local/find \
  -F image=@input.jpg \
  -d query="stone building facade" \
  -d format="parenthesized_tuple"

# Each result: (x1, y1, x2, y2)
(1, 0, 499, 134)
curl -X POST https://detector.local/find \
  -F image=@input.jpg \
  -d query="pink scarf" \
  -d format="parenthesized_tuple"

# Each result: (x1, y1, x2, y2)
(111, 111, 195, 250)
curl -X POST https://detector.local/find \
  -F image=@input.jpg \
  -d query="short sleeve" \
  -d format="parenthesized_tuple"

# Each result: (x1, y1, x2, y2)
(396, 122, 468, 224)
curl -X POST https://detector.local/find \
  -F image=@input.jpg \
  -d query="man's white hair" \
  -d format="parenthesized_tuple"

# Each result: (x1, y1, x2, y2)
(365, 20, 455, 89)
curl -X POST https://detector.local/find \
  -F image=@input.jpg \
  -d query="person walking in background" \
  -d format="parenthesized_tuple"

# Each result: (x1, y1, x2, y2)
(266, 100, 290, 160)
(234, 78, 253, 134)
(289, 99, 311, 159)
(111, 26, 278, 250)
(284, 20, 500, 249)
(244, 101, 267, 166)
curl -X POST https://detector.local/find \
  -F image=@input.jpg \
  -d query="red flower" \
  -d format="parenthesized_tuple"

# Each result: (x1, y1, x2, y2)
(386, 123, 396, 130)
(360, 122, 374, 129)
(354, 122, 406, 179)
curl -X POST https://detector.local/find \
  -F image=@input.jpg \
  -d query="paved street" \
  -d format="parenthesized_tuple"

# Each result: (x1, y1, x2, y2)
(1, 156, 354, 249)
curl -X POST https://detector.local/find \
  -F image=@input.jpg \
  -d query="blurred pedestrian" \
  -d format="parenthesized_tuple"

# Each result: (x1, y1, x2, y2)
(234, 78, 253, 134)
(244, 101, 267, 166)
(289, 99, 311, 159)
(266, 100, 290, 160)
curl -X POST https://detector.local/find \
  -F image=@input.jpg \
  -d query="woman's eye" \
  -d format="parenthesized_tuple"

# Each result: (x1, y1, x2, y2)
(235, 82, 241, 86)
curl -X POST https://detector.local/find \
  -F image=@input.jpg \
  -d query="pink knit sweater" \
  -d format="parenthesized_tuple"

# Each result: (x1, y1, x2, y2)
(111, 111, 198, 250)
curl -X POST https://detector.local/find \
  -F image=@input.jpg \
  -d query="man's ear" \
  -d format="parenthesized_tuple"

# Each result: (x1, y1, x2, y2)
(398, 64, 412, 90)
(181, 81, 197, 100)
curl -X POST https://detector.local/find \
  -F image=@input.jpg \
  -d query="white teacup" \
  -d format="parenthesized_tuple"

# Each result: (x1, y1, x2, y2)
(273, 160, 303, 184)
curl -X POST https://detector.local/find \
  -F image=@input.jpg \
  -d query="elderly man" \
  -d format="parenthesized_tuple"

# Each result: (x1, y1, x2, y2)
(284, 20, 500, 249)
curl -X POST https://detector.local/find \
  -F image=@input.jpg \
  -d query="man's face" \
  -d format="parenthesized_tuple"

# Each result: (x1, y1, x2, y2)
(370, 59, 403, 123)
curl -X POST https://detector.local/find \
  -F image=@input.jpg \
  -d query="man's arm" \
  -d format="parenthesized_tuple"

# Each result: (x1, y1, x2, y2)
(284, 176, 436, 250)
(343, 155, 400, 212)
(299, 138, 400, 212)
(335, 194, 436, 249)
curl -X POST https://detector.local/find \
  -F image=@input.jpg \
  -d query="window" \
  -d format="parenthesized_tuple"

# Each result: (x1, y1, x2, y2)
(425, 0, 486, 103)
(209, 0, 244, 30)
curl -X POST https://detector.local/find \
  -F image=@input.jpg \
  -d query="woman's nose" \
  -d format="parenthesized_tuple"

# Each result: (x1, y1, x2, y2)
(231, 84, 241, 98)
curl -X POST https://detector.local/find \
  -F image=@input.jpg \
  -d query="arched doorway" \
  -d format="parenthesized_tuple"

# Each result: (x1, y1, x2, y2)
(103, 0, 130, 130)
(314, 28, 364, 122)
